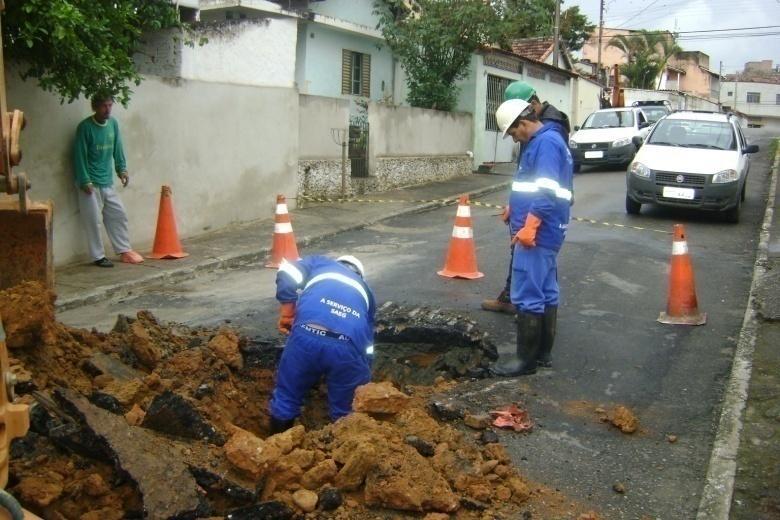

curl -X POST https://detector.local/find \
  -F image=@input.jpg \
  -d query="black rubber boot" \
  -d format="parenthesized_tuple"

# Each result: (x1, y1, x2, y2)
(481, 288, 516, 314)
(538, 306, 557, 368)
(489, 312, 543, 376)
(269, 416, 295, 435)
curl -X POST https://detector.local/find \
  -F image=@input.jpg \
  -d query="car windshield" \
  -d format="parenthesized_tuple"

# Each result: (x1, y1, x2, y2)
(648, 119, 737, 150)
(582, 110, 635, 129)
(640, 107, 669, 123)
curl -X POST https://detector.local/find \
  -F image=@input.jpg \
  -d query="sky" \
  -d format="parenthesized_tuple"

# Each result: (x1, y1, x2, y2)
(565, 0, 780, 74)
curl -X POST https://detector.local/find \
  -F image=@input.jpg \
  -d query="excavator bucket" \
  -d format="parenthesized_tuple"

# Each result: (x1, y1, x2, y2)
(0, 197, 53, 291)
(0, 4, 54, 292)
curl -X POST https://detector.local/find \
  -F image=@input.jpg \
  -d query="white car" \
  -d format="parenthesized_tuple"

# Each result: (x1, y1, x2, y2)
(625, 111, 758, 223)
(569, 107, 654, 171)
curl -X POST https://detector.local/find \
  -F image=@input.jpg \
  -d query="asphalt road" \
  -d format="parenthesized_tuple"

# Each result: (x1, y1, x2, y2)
(58, 129, 776, 519)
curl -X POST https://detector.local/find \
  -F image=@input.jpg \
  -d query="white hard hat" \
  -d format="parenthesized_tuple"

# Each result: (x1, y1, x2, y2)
(337, 255, 365, 277)
(496, 99, 533, 138)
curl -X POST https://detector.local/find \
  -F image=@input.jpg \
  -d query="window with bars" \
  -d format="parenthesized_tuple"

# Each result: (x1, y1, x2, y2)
(485, 75, 513, 132)
(342, 50, 371, 97)
(746, 92, 760, 103)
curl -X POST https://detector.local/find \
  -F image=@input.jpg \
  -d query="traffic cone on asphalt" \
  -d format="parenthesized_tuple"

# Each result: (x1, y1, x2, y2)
(438, 195, 484, 279)
(149, 185, 189, 259)
(658, 224, 706, 325)
(265, 194, 300, 268)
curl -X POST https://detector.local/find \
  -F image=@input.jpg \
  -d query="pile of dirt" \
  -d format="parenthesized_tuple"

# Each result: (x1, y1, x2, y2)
(0, 282, 592, 518)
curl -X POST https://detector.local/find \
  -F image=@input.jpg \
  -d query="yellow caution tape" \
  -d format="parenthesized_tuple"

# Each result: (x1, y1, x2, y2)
(295, 195, 672, 234)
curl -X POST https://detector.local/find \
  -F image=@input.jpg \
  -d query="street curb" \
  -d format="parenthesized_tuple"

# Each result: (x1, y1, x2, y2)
(55, 180, 511, 312)
(696, 146, 779, 519)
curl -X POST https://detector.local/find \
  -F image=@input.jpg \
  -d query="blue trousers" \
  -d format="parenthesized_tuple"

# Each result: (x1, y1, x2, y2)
(510, 245, 559, 314)
(269, 327, 371, 421)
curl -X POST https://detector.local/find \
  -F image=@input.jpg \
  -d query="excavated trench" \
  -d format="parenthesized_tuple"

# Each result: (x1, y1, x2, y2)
(0, 282, 594, 519)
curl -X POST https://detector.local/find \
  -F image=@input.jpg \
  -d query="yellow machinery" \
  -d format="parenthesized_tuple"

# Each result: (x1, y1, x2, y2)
(0, 0, 53, 292)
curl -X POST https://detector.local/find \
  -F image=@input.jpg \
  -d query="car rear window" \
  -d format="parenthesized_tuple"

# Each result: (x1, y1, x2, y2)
(648, 119, 736, 150)
(640, 107, 669, 123)
(582, 110, 635, 129)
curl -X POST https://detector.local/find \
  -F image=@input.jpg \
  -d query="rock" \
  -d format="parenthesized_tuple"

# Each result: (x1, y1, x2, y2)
(292, 489, 318, 512)
(124, 404, 145, 426)
(83, 474, 110, 497)
(335, 444, 376, 490)
(352, 381, 411, 415)
(128, 320, 162, 369)
(482, 443, 510, 464)
(613, 482, 626, 494)
(208, 330, 243, 370)
(609, 406, 638, 434)
(224, 426, 283, 480)
(493, 464, 511, 478)
(80, 508, 124, 520)
(364, 448, 459, 513)
(429, 400, 464, 421)
(479, 430, 499, 444)
(667, 434, 678, 443)
(508, 477, 531, 503)
(495, 485, 512, 501)
(459, 496, 488, 511)
(464, 413, 492, 430)
(81, 352, 145, 382)
(301, 459, 338, 490)
(100, 378, 145, 406)
(142, 390, 224, 445)
(13, 476, 63, 507)
(318, 487, 343, 511)
(480, 460, 499, 475)
(88, 392, 123, 414)
(284, 449, 316, 470)
(424, 514, 451, 520)
(225, 501, 294, 520)
(265, 425, 306, 454)
(405, 435, 435, 457)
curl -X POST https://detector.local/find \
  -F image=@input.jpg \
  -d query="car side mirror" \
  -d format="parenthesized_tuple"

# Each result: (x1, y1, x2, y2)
(632, 136, 644, 147)
(743, 144, 759, 154)
(574, 125, 580, 131)
(639, 121, 650, 129)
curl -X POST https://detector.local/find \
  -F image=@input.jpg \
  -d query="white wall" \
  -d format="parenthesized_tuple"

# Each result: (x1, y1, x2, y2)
(572, 77, 603, 127)
(299, 95, 350, 159)
(721, 81, 780, 119)
(9, 74, 298, 266)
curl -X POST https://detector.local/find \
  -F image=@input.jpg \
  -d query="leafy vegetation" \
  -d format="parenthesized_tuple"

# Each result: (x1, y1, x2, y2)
(2, 0, 186, 105)
(607, 30, 681, 89)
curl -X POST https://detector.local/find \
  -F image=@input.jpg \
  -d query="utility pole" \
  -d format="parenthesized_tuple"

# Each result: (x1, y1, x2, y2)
(596, 0, 604, 84)
(718, 61, 723, 111)
(553, 0, 561, 67)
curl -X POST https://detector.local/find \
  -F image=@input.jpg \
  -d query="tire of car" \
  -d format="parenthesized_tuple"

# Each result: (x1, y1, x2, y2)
(625, 195, 641, 215)
(740, 182, 746, 202)
(723, 196, 741, 224)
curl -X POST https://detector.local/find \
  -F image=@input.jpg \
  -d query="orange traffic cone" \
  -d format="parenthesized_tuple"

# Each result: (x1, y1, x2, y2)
(148, 185, 189, 259)
(265, 194, 300, 268)
(658, 224, 706, 325)
(438, 195, 484, 279)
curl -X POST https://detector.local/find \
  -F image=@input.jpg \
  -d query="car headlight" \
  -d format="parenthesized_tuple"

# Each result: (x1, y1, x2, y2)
(569, 140, 578, 149)
(612, 137, 631, 148)
(629, 162, 651, 178)
(712, 169, 739, 183)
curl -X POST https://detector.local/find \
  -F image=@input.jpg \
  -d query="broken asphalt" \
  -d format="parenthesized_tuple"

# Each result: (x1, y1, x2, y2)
(53, 155, 780, 519)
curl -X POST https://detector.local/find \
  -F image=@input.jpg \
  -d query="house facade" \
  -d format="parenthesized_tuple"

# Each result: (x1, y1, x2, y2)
(721, 79, 780, 131)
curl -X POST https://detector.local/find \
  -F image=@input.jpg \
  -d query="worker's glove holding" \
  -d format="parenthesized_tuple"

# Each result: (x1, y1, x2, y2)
(500, 205, 511, 225)
(277, 303, 296, 335)
(512, 214, 542, 248)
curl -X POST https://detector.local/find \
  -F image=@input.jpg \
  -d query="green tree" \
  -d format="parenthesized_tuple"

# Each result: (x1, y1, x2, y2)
(375, 0, 507, 111)
(2, 0, 185, 105)
(560, 5, 595, 51)
(607, 30, 681, 89)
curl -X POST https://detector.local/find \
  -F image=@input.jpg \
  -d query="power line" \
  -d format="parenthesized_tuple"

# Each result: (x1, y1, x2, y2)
(614, 0, 662, 28)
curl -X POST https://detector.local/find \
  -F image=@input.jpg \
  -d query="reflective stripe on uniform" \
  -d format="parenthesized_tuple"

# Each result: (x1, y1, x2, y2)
(513, 179, 572, 202)
(279, 258, 304, 284)
(452, 226, 473, 239)
(366, 344, 374, 355)
(304, 272, 370, 307)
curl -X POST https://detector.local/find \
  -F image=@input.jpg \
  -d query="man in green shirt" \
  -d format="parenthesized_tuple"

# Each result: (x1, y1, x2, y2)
(73, 93, 143, 267)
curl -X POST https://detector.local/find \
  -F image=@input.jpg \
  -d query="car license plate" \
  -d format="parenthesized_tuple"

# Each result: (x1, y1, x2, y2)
(584, 151, 603, 159)
(662, 186, 695, 200)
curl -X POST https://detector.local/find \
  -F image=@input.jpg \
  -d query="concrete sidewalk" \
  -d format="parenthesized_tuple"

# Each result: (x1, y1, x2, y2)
(55, 171, 513, 311)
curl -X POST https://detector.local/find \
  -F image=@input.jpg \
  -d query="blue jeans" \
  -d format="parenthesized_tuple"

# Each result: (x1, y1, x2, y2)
(269, 327, 371, 421)
(510, 245, 559, 314)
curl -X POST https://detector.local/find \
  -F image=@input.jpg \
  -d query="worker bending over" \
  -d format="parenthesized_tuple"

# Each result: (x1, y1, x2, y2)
(269, 255, 375, 433)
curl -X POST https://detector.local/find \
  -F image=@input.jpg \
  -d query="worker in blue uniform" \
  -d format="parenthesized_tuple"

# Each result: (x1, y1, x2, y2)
(490, 98, 573, 376)
(268, 254, 375, 433)
(482, 80, 572, 315)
